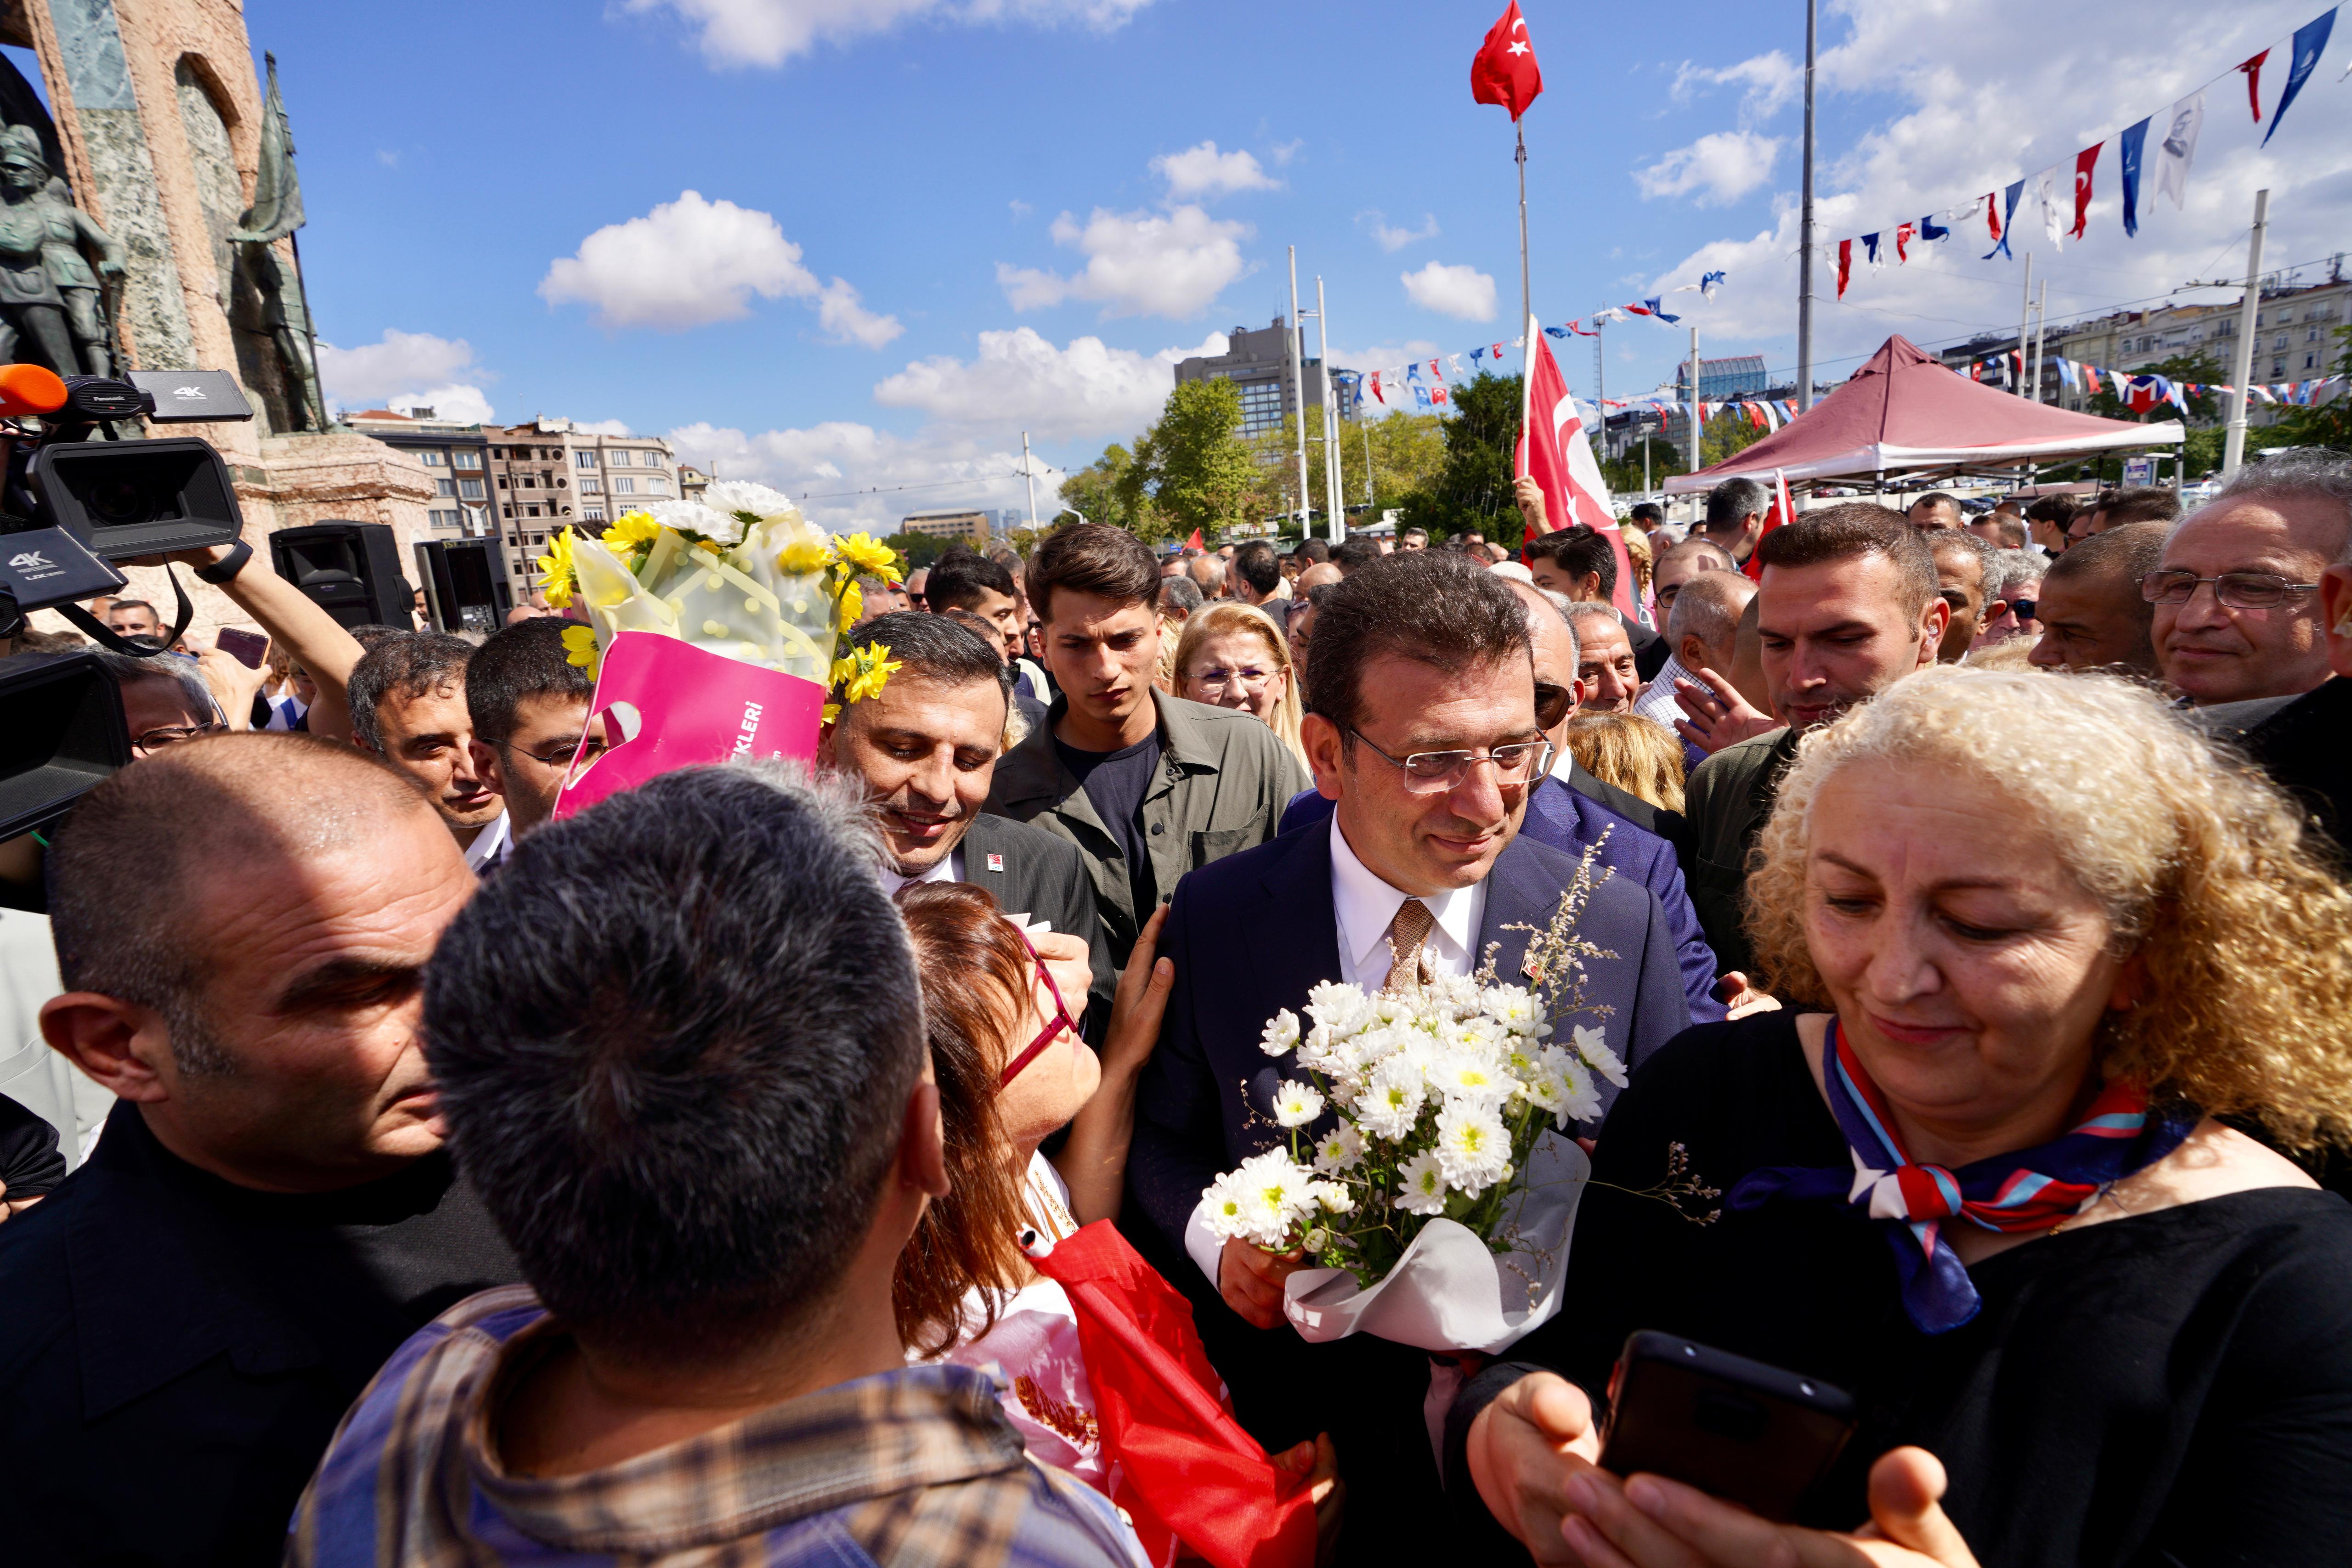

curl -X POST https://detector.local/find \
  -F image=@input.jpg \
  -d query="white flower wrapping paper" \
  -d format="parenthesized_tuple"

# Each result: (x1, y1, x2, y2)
(569, 506, 839, 684)
(1280, 1132, 1591, 1354)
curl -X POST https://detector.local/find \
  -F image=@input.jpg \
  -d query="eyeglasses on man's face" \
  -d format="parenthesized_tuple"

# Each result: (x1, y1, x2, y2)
(1346, 728, 1554, 794)
(502, 733, 610, 769)
(131, 721, 227, 756)
(2139, 570, 2321, 610)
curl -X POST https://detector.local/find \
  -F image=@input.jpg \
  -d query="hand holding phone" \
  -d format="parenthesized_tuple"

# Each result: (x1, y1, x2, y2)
(1595, 1331, 1855, 1523)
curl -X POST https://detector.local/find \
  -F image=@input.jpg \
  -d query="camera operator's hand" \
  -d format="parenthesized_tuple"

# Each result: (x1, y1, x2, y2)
(197, 644, 268, 731)
(143, 542, 366, 744)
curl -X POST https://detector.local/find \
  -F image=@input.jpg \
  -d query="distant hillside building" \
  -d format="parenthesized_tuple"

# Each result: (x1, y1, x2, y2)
(1675, 355, 1769, 400)
(1174, 316, 1330, 438)
(900, 509, 989, 545)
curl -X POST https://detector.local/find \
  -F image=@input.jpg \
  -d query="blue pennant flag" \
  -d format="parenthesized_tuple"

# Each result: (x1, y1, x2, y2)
(1862, 232, 1882, 265)
(1470, 347, 1486, 362)
(1985, 180, 2024, 260)
(1700, 270, 1726, 299)
(2119, 117, 2149, 237)
(2265, 10, 2336, 147)
(1544, 326, 1569, 338)
(1919, 214, 1948, 242)
(1643, 296, 1682, 323)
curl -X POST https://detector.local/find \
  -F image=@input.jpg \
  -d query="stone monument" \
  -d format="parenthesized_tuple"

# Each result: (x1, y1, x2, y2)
(0, 0, 437, 639)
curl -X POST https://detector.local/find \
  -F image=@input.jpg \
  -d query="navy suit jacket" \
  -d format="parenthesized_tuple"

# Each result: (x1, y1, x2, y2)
(1127, 819, 1694, 1258)
(1280, 781, 1724, 1025)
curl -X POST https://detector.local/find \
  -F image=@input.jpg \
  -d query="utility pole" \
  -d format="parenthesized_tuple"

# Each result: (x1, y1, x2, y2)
(2030, 279, 2049, 403)
(1686, 323, 1702, 477)
(1515, 120, 1532, 389)
(1021, 429, 1037, 530)
(2224, 188, 2271, 480)
(1287, 247, 1311, 536)
(2016, 252, 2033, 397)
(1361, 403, 1374, 507)
(1316, 275, 1343, 542)
(1797, 0, 1818, 412)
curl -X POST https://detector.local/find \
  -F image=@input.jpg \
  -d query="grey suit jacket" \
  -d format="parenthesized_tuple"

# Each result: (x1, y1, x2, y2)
(959, 812, 1117, 1037)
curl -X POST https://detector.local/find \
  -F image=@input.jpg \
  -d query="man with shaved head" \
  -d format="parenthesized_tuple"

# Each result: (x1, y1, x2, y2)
(0, 734, 519, 1567)
(2028, 520, 2167, 678)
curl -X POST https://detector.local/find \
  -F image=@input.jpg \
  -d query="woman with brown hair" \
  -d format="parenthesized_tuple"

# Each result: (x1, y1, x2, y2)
(894, 886, 1338, 1556)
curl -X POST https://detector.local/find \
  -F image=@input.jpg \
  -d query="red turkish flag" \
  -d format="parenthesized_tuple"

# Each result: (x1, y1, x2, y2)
(2071, 144, 2099, 240)
(1471, 2, 1543, 120)
(1515, 320, 1634, 618)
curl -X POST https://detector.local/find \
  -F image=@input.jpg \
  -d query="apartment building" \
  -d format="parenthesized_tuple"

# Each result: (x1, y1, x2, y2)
(484, 418, 678, 580)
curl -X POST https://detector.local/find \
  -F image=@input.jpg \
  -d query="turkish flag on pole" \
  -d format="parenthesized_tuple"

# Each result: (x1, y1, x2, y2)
(1517, 318, 1636, 619)
(1742, 469, 1796, 582)
(1471, 2, 1543, 119)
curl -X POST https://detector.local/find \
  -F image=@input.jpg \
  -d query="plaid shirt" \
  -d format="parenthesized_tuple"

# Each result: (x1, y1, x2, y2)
(286, 1286, 1148, 1568)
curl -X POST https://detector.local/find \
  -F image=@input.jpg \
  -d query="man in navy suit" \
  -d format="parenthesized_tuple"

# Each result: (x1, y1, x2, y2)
(1125, 552, 1693, 1558)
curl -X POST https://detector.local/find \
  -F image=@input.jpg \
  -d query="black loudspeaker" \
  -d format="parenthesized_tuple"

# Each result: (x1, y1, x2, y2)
(413, 539, 510, 635)
(0, 650, 129, 843)
(270, 521, 416, 631)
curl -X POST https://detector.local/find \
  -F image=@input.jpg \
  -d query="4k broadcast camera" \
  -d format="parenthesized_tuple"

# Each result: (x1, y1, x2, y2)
(0, 363, 254, 840)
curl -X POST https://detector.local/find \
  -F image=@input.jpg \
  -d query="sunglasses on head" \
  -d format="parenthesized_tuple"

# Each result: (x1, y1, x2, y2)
(1000, 925, 1083, 1087)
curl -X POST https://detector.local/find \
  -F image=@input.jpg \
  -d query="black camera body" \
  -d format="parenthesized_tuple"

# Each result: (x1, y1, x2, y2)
(6, 370, 252, 563)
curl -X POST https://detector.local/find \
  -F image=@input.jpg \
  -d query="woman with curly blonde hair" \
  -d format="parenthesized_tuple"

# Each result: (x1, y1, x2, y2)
(1457, 666, 2352, 1568)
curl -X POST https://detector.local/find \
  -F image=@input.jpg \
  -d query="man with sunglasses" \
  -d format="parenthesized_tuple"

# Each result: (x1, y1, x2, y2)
(1126, 551, 1691, 1557)
(2150, 461, 2347, 706)
(465, 619, 605, 866)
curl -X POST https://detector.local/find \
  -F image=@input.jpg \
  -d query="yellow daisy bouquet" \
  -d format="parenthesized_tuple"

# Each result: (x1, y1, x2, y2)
(533, 480, 904, 716)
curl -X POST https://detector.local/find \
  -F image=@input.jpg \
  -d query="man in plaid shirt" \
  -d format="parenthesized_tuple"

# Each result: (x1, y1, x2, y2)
(286, 763, 1147, 1568)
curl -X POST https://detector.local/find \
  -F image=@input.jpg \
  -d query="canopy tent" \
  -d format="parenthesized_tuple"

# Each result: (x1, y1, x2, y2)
(1662, 335, 2183, 494)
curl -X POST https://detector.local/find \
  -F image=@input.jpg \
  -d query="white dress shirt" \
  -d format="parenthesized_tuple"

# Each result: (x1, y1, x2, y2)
(463, 810, 511, 874)
(881, 845, 963, 896)
(1181, 815, 1490, 1286)
(1629, 651, 1694, 733)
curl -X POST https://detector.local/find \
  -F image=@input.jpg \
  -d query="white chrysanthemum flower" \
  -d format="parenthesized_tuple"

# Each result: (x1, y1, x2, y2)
(1556, 1056, 1604, 1123)
(1433, 1053, 1509, 1106)
(1202, 1169, 1255, 1241)
(1272, 1080, 1326, 1128)
(1485, 983, 1543, 1034)
(1573, 1024, 1628, 1088)
(1309, 1179, 1357, 1215)
(647, 498, 743, 546)
(1304, 980, 1370, 1038)
(1434, 1100, 1511, 1194)
(1395, 1151, 1449, 1215)
(700, 479, 797, 520)
(1261, 1009, 1301, 1057)
(1227, 1149, 1317, 1247)
(1521, 1070, 1564, 1114)
(1359, 1057, 1425, 1140)
(1313, 1123, 1365, 1175)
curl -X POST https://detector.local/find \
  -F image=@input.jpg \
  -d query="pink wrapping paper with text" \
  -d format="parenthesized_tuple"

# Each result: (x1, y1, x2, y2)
(550, 630, 826, 822)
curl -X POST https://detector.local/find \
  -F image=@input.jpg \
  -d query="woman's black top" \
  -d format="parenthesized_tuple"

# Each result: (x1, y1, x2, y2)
(1446, 1011, 2352, 1567)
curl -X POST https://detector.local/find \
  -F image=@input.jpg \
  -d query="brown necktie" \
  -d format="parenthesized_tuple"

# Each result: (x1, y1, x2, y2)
(1383, 898, 1436, 994)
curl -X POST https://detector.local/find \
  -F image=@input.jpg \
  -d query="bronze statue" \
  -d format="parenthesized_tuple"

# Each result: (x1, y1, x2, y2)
(0, 125, 121, 377)
(229, 54, 330, 432)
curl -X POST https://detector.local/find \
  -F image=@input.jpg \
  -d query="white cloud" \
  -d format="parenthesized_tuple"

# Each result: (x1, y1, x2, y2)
(630, 0, 1155, 69)
(571, 418, 635, 435)
(1269, 139, 1303, 167)
(387, 385, 496, 424)
(1360, 210, 1440, 253)
(1151, 141, 1278, 199)
(1634, 130, 1781, 205)
(874, 327, 1221, 439)
(1400, 261, 1496, 321)
(317, 329, 498, 420)
(666, 418, 1059, 534)
(1670, 51, 1800, 122)
(1009, 198, 1033, 218)
(1000, 204, 1252, 319)
(540, 190, 902, 345)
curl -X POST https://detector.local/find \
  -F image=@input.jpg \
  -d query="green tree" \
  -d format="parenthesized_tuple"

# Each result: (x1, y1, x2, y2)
(1122, 378, 1257, 543)
(1395, 372, 1523, 543)
(879, 531, 956, 569)
(1600, 435, 1686, 496)
(1244, 406, 1451, 531)
(2278, 321, 2352, 450)
(1702, 410, 1769, 467)
(1057, 442, 1142, 531)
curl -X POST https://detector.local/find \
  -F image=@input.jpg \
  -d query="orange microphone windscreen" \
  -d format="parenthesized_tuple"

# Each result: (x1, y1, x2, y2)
(0, 364, 68, 419)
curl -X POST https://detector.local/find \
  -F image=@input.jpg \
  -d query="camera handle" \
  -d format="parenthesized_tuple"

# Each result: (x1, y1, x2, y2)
(44, 564, 195, 656)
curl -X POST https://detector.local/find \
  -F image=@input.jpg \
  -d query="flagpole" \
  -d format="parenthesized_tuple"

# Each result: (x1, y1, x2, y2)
(1516, 118, 1531, 392)
(2030, 279, 2049, 403)
(1687, 323, 1702, 479)
(1317, 274, 1343, 542)
(2016, 252, 2033, 398)
(1288, 247, 1311, 536)
(2223, 188, 2269, 481)
(1797, 0, 1817, 412)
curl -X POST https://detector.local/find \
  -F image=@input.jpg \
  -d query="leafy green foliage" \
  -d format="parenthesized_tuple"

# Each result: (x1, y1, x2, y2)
(1396, 372, 1524, 543)
(2085, 352, 2226, 424)
(1117, 378, 1258, 543)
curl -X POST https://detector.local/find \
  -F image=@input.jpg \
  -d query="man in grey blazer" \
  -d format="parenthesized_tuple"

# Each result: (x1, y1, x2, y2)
(820, 612, 1115, 1030)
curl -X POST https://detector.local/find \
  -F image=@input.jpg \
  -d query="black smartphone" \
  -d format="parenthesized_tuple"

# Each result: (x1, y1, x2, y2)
(216, 627, 268, 669)
(1595, 1331, 1856, 1523)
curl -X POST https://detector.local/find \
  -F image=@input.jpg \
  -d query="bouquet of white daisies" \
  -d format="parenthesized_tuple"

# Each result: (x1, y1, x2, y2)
(1199, 846, 1626, 1354)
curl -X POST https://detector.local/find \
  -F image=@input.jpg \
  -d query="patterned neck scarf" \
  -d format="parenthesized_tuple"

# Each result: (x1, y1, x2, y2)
(1729, 1018, 2197, 1334)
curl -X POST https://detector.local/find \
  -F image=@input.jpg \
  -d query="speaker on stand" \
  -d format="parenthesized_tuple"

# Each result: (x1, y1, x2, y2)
(267, 521, 417, 631)
(413, 539, 510, 634)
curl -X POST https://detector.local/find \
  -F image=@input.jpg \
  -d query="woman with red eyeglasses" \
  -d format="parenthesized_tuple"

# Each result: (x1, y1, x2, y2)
(893, 885, 1340, 1565)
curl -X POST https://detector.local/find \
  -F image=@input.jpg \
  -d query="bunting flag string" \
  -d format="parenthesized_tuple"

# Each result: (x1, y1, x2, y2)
(1827, 6, 2337, 299)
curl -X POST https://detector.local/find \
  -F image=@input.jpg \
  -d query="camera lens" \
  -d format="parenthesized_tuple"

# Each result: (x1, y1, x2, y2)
(87, 478, 152, 525)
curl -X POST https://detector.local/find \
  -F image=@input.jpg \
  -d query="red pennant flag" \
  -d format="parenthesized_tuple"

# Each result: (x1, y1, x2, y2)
(1984, 192, 2002, 245)
(1516, 320, 1636, 617)
(1184, 528, 1204, 551)
(1895, 222, 1915, 263)
(1470, 2, 1543, 120)
(1368, 371, 1385, 405)
(1836, 238, 1852, 299)
(2239, 49, 2269, 121)
(1030, 1223, 1316, 1568)
(2071, 144, 2099, 239)
(1743, 469, 1796, 582)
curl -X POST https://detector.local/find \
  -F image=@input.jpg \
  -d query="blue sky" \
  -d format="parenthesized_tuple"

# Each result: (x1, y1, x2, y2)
(229, 0, 2352, 527)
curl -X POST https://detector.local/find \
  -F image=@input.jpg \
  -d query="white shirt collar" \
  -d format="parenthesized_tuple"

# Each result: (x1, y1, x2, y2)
(882, 843, 964, 896)
(463, 810, 511, 873)
(1327, 814, 1486, 988)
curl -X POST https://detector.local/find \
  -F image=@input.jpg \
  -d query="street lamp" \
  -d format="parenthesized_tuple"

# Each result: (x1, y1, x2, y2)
(1052, 508, 1088, 527)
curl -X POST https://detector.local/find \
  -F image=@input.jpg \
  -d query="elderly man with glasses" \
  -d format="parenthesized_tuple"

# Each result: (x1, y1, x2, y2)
(1124, 549, 1692, 1559)
(2150, 456, 2349, 706)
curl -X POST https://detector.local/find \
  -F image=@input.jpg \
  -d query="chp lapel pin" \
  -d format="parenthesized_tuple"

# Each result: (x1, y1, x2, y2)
(987, 852, 1006, 874)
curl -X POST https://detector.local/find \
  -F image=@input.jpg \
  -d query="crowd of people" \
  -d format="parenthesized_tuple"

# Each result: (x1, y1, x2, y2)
(0, 449, 2344, 1568)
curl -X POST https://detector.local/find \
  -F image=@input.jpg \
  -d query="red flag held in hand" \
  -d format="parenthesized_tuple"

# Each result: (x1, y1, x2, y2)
(1471, 2, 1543, 120)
